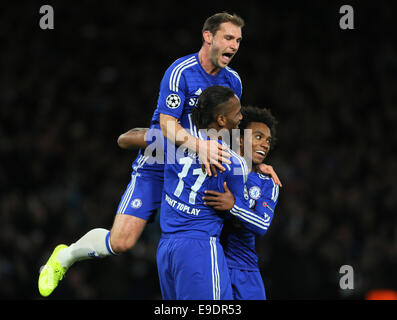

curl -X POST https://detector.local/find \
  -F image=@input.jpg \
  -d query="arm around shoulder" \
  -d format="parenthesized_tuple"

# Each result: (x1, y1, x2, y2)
(117, 128, 149, 150)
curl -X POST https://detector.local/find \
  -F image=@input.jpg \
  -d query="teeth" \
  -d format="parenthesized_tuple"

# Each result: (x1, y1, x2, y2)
(256, 151, 265, 156)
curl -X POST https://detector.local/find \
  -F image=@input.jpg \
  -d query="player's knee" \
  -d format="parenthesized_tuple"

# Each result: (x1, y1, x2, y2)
(110, 214, 147, 253)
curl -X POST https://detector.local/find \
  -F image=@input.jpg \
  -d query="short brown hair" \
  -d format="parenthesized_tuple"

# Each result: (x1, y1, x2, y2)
(202, 12, 245, 37)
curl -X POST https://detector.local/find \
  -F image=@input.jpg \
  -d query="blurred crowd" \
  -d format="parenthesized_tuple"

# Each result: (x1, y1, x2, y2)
(1, 1, 396, 299)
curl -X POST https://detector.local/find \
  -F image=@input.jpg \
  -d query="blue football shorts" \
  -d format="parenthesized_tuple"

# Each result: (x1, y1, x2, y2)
(116, 171, 164, 222)
(156, 235, 233, 300)
(229, 267, 266, 300)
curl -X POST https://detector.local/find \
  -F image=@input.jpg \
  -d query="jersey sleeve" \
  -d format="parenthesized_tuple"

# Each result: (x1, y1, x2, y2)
(224, 156, 269, 237)
(157, 60, 188, 120)
(249, 177, 279, 236)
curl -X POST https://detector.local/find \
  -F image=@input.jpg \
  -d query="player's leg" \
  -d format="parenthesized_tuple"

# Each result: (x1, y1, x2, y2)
(38, 228, 116, 297)
(110, 171, 163, 252)
(229, 268, 266, 300)
(56, 200, 152, 266)
(57, 228, 117, 267)
(109, 214, 147, 253)
(173, 237, 233, 300)
(156, 237, 176, 300)
(38, 215, 148, 297)
(38, 172, 163, 297)
(53, 210, 148, 270)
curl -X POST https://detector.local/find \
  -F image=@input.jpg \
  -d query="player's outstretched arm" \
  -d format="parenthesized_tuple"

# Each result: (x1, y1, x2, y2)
(257, 164, 282, 187)
(117, 128, 149, 150)
(160, 114, 232, 176)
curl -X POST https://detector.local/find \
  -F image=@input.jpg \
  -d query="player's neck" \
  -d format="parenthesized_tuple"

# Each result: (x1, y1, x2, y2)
(198, 47, 221, 76)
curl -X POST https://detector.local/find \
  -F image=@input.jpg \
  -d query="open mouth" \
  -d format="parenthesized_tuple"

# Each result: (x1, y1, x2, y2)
(255, 150, 266, 158)
(221, 52, 234, 64)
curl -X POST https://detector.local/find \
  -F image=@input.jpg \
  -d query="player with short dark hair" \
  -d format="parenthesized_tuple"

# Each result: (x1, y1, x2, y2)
(38, 12, 245, 297)
(191, 84, 239, 130)
(156, 86, 271, 300)
(203, 106, 280, 299)
(111, 105, 282, 300)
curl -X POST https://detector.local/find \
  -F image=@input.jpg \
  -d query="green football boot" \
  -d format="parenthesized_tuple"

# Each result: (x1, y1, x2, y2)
(38, 244, 68, 297)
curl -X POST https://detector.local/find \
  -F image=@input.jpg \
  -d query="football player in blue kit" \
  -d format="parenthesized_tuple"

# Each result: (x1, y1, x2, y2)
(112, 107, 282, 301)
(202, 106, 279, 300)
(115, 107, 280, 300)
(156, 85, 273, 300)
(38, 12, 246, 297)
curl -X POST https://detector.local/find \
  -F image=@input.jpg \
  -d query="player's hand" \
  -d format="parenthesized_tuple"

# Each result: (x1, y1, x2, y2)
(197, 140, 231, 176)
(203, 182, 235, 211)
(258, 164, 282, 187)
(201, 164, 219, 177)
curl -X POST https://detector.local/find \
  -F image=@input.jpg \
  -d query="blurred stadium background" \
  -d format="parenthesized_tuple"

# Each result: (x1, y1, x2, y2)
(1, 1, 396, 299)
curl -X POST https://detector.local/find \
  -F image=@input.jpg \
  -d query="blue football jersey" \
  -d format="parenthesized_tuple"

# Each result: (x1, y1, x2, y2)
(135, 52, 242, 173)
(221, 172, 279, 270)
(160, 134, 270, 239)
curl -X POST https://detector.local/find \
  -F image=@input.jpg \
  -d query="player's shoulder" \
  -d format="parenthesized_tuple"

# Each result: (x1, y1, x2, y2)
(223, 66, 242, 98)
(219, 141, 244, 165)
(224, 66, 242, 84)
(250, 172, 277, 188)
(163, 53, 199, 91)
(246, 172, 280, 203)
(167, 53, 198, 72)
(252, 172, 280, 197)
(220, 143, 249, 179)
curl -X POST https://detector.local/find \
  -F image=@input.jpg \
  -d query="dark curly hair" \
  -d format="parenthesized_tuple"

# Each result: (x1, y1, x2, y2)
(239, 106, 278, 148)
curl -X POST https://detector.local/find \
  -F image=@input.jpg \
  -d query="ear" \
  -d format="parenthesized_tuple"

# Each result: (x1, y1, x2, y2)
(215, 114, 226, 128)
(203, 30, 213, 45)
